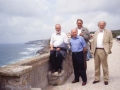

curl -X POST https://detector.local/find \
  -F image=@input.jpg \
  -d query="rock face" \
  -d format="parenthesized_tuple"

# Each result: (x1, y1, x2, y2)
(36, 39, 50, 55)
(25, 39, 49, 45)
(36, 45, 50, 55)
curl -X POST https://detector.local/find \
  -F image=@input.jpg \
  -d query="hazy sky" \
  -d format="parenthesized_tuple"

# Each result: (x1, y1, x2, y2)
(0, 0, 120, 43)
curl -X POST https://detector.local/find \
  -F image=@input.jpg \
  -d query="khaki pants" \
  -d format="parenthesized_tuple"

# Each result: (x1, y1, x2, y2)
(94, 49, 109, 81)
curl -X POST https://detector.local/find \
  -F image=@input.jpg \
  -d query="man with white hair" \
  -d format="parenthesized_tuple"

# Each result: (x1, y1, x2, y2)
(50, 24, 69, 74)
(92, 21, 113, 85)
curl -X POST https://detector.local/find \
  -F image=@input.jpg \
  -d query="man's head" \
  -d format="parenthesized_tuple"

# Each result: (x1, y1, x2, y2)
(76, 19, 83, 29)
(98, 21, 106, 31)
(55, 24, 61, 34)
(71, 29, 78, 38)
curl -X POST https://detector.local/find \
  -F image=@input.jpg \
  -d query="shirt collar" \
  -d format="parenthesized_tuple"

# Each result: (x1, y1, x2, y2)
(77, 27, 83, 30)
(72, 35, 79, 39)
(56, 32, 61, 35)
(99, 29, 105, 33)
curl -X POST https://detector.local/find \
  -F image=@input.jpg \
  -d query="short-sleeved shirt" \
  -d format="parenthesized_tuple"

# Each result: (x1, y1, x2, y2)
(50, 32, 68, 48)
(70, 35, 86, 52)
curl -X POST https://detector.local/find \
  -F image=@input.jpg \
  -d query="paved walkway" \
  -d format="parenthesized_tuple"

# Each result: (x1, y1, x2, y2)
(44, 40, 120, 90)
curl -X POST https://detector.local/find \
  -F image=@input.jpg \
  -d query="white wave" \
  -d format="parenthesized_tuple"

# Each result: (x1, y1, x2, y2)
(25, 47, 41, 52)
(19, 52, 32, 55)
(1, 65, 7, 67)
(30, 44, 36, 47)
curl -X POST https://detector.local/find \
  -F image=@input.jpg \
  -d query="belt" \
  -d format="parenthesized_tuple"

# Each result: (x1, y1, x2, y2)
(96, 48, 104, 49)
(53, 47, 67, 52)
(72, 51, 83, 54)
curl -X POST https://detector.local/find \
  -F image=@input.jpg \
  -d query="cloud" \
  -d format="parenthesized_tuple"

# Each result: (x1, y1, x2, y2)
(0, 0, 120, 43)
(56, 0, 120, 14)
(0, 0, 49, 17)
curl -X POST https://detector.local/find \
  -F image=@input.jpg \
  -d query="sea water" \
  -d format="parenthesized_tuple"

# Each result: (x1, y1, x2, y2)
(0, 43, 43, 67)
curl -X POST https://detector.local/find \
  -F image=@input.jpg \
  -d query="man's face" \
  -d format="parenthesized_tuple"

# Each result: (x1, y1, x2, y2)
(55, 25, 61, 34)
(77, 20, 83, 29)
(98, 22, 106, 30)
(71, 30, 77, 38)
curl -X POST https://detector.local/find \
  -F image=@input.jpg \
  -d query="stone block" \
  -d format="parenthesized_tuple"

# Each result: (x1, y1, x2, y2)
(48, 70, 65, 85)
(31, 88, 42, 90)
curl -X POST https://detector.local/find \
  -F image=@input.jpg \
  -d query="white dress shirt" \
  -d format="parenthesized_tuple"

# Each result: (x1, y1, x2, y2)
(50, 32, 68, 47)
(77, 28, 82, 35)
(97, 30, 104, 48)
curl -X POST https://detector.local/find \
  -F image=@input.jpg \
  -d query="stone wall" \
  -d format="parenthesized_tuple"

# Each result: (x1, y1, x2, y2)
(0, 52, 73, 90)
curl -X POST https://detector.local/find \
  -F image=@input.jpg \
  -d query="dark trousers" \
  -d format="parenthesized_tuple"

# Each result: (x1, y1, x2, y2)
(84, 51, 87, 70)
(50, 50, 63, 71)
(72, 51, 87, 82)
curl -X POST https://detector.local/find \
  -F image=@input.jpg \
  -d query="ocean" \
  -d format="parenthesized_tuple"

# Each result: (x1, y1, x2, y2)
(0, 43, 43, 67)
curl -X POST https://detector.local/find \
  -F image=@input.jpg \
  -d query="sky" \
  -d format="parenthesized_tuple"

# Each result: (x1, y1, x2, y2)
(0, 0, 120, 43)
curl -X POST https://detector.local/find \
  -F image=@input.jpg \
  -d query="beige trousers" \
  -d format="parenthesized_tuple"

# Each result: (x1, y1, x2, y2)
(94, 49, 109, 81)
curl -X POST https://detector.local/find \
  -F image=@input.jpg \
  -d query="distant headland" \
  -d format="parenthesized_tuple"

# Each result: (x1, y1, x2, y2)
(26, 39, 50, 55)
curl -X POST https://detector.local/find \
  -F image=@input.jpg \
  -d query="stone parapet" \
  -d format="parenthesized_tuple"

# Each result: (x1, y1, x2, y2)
(0, 52, 73, 90)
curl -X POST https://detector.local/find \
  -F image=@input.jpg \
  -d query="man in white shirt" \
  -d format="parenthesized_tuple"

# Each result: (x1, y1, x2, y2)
(92, 21, 113, 85)
(76, 19, 90, 70)
(50, 24, 69, 73)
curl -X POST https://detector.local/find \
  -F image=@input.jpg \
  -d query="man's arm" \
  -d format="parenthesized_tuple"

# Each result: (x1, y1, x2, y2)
(50, 44, 54, 51)
(82, 28, 90, 41)
(109, 31, 113, 50)
(50, 35, 54, 51)
(81, 37, 87, 52)
(64, 33, 70, 50)
(91, 36, 94, 54)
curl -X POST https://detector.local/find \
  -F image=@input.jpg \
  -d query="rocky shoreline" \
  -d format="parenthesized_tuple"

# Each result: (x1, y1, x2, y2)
(26, 39, 50, 55)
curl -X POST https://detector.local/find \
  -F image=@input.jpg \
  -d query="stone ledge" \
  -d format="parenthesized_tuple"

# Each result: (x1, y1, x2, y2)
(15, 53, 50, 66)
(0, 53, 50, 77)
(31, 88, 42, 90)
(0, 66, 32, 76)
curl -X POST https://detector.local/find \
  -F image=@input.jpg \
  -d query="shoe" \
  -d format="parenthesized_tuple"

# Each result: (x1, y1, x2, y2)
(104, 81, 108, 85)
(93, 81, 100, 84)
(82, 82, 87, 86)
(72, 80, 79, 83)
(58, 69, 62, 74)
(51, 70, 55, 73)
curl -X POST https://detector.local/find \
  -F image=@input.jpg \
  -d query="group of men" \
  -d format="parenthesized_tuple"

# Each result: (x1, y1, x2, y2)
(49, 19, 113, 86)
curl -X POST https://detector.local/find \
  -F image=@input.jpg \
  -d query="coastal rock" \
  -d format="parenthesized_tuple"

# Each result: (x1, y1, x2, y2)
(35, 39, 50, 55)
(36, 46, 50, 55)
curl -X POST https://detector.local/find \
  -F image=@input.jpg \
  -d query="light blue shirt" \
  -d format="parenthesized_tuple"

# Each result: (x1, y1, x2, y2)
(70, 36, 86, 52)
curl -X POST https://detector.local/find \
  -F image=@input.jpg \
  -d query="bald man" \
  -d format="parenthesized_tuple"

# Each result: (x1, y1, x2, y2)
(50, 24, 69, 73)
(70, 29, 87, 86)
(92, 21, 113, 85)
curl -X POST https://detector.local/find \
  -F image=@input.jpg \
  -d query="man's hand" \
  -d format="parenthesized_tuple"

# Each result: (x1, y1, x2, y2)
(79, 33, 83, 36)
(50, 47, 54, 51)
(91, 51, 93, 55)
(56, 48, 61, 51)
(83, 47, 87, 52)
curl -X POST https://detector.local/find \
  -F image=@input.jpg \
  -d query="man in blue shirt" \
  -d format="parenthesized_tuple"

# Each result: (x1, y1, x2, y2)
(70, 29, 87, 86)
